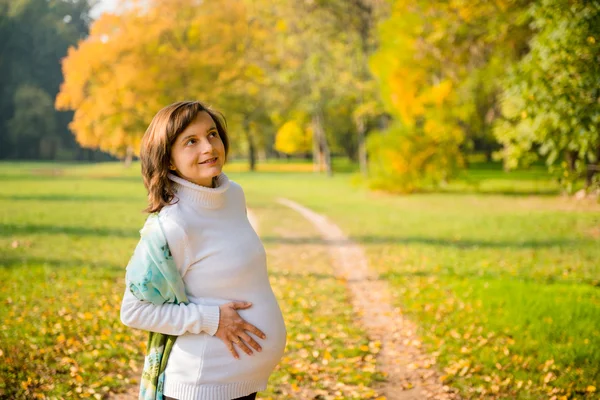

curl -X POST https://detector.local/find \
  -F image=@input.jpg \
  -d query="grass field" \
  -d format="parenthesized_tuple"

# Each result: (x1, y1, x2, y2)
(1, 160, 598, 399)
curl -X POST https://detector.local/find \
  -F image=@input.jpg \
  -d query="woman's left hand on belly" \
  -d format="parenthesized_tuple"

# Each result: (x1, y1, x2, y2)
(214, 301, 267, 359)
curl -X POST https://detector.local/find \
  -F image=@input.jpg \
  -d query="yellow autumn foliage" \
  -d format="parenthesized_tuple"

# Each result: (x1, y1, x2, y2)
(275, 121, 312, 155)
(56, 0, 252, 159)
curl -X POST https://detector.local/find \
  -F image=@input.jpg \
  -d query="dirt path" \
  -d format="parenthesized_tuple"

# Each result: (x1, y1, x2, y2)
(277, 198, 460, 400)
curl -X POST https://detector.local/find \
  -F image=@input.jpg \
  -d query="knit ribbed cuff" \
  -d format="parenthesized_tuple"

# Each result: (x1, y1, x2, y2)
(200, 305, 220, 336)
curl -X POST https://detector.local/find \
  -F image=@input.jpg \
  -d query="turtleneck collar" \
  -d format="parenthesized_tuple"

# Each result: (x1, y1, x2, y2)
(168, 172, 231, 209)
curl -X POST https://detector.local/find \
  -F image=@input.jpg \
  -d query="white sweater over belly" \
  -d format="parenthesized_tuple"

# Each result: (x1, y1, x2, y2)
(120, 173, 287, 400)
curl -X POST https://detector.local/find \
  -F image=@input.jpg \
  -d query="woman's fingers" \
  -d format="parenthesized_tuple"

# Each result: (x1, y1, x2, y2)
(229, 333, 256, 357)
(226, 339, 240, 360)
(244, 322, 267, 340)
(230, 301, 252, 310)
(239, 332, 262, 352)
(234, 337, 253, 356)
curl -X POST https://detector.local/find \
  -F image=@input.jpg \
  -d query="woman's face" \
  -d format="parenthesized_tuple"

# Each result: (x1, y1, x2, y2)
(170, 111, 225, 187)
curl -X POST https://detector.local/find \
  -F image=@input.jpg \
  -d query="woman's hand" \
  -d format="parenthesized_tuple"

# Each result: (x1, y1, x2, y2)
(215, 301, 266, 359)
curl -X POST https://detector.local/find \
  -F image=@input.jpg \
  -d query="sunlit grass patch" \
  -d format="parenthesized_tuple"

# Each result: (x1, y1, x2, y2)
(383, 274, 599, 398)
(0, 264, 146, 398)
(0, 164, 147, 398)
(235, 167, 600, 399)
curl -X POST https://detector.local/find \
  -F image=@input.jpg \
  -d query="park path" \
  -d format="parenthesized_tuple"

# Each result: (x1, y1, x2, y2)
(277, 198, 459, 400)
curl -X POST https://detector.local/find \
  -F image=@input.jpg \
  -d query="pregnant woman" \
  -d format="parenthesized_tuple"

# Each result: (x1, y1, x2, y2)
(120, 100, 287, 400)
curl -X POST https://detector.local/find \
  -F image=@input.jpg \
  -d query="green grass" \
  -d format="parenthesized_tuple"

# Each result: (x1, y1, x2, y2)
(236, 166, 600, 399)
(0, 164, 148, 398)
(1, 160, 598, 399)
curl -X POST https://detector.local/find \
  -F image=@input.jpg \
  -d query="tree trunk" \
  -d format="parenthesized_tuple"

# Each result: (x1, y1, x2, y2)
(485, 148, 493, 163)
(123, 146, 134, 167)
(585, 146, 600, 189)
(49, 138, 57, 160)
(243, 115, 256, 171)
(357, 117, 368, 176)
(258, 148, 267, 163)
(354, 0, 373, 178)
(312, 110, 332, 176)
(566, 150, 577, 172)
(586, 165, 596, 189)
(379, 114, 390, 130)
(312, 116, 322, 172)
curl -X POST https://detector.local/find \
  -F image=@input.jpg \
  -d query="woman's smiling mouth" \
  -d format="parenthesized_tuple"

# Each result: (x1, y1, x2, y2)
(200, 157, 218, 165)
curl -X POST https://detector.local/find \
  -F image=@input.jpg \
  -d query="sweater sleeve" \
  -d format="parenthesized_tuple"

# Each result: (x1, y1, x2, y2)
(119, 211, 220, 336)
(120, 286, 220, 336)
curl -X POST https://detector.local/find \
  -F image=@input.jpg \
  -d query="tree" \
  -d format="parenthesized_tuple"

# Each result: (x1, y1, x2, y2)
(256, 0, 387, 175)
(8, 85, 57, 159)
(57, 0, 256, 164)
(56, 0, 290, 168)
(494, 0, 600, 192)
(368, 1, 464, 191)
(0, 0, 92, 160)
(308, 0, 388, 176)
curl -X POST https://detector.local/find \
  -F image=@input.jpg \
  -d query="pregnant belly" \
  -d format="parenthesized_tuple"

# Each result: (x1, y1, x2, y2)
(166, 290, 287, 385)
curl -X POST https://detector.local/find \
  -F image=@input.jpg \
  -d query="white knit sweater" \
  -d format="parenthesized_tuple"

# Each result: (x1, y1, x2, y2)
(120, 173, 287, 400)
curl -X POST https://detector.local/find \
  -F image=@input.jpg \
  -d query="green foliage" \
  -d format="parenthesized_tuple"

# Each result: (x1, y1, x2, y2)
(494, 0, 600, 192)
(8, 85, 57, 158)
(368, 0, 533, 192)
(0, 0, 92, 160)
(3, 0, 599, 194)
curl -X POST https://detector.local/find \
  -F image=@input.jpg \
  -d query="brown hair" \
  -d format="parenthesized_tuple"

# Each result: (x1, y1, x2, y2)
(140, 100, 230, 213)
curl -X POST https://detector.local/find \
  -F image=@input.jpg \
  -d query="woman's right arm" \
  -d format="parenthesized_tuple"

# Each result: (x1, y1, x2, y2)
(118, 212, 220, 336)
(120, 286, 220, 336)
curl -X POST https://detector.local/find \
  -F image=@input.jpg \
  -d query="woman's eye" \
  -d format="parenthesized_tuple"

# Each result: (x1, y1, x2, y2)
(209, 131, 218, 138)
(185, 138, 197, 146)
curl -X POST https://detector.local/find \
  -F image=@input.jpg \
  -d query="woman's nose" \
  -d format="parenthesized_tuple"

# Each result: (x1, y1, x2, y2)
(199, 137, 214, 153)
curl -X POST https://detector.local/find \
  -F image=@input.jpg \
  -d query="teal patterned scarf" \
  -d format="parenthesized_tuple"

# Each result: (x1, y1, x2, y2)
(125, 214, 188, 400)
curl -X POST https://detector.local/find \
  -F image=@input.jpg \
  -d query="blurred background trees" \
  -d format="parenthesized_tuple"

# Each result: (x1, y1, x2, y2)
(0, 0, 108, 161)
(1, 0, 599, 192)
(494, 0, 600, 192)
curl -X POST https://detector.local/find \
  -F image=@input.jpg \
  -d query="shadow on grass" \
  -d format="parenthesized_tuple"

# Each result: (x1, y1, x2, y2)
(85, 175, 143, 182)
(0, 256, 124, 271)
(429, 189, 560, 197)
(0, 223, 139, 238)
(0, 175, 142, 183)
(381, 270, 600, 287)
(268, 269, 336, 280)
(260, 235, 577, 249)
(0, 194, 144, 202)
